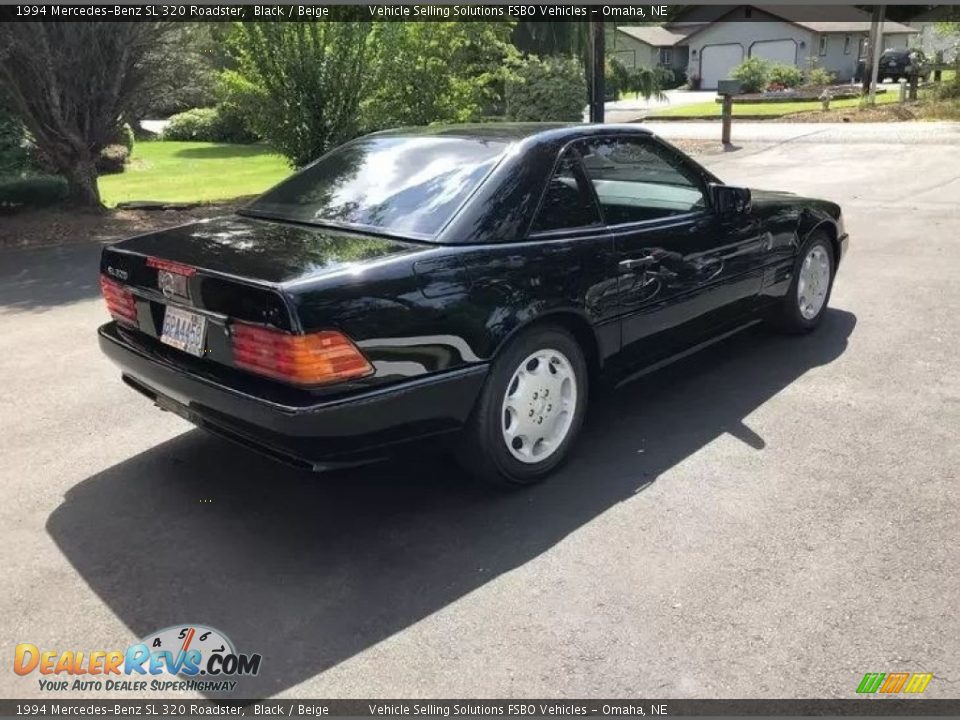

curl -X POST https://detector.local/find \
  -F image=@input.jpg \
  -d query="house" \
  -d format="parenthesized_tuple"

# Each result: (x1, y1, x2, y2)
(608, 5, 919, 90)
(906, 6, 960, 62)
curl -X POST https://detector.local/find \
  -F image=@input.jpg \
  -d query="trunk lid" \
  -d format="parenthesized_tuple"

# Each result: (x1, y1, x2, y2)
(108, 214, 430, 285)
(100, 214, 432, 381)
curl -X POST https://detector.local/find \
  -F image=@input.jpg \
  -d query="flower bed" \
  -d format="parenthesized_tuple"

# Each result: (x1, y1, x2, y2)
(716, 85, 888, 104)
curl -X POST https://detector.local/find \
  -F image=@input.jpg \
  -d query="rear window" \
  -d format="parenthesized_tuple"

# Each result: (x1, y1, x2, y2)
(243, 136, 507, 239)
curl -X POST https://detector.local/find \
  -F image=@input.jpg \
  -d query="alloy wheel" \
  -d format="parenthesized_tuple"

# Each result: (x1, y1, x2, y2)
(500, 348, 578, 464)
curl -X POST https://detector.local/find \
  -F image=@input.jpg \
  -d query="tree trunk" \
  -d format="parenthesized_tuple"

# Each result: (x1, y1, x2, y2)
(62, 158, 104, 210)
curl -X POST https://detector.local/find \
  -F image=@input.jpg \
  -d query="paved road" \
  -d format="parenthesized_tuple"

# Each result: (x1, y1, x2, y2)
(646, 119, 960, 145)
(592, 90, 719, 124)
(2, 135, 958, 700)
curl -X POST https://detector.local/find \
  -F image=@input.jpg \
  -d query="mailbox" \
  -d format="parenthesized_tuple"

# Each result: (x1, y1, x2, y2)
(717, 80, 742, 96)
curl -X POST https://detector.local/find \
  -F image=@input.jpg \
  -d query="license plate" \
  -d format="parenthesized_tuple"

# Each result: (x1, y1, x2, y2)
(160, 305, 207, 357)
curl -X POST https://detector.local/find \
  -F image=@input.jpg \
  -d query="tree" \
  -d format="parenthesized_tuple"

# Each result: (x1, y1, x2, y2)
(125, 24, 224, 126)
(504, 54, 587, 122)
(219, 22, 373, 168)
(0, 22, 173, 208)
(361, 22, 514, 131)
(512, 21, 589, 57)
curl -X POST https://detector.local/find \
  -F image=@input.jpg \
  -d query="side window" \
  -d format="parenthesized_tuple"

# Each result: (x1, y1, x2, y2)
(579, 137, 706, 225)
(531, 151, 602, 234)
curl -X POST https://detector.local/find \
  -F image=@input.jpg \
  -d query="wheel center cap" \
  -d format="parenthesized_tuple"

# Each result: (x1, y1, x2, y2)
(529, 386, 553, 423)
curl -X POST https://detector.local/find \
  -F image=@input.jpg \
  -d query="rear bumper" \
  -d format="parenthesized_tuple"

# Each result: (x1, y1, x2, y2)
(98, 322, 488, 469)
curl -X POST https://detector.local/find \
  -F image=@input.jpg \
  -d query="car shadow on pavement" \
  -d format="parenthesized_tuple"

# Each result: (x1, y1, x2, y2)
(47, 310, 855, 697)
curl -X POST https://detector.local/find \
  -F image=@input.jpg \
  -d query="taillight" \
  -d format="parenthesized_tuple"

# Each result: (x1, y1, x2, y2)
(230, 323, 373, 386)
(99, 275, 138, 326)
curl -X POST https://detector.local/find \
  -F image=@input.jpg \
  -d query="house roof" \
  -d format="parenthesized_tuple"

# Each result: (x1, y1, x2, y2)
(615, 25, 699, 47)
(617, 5, 917, 46)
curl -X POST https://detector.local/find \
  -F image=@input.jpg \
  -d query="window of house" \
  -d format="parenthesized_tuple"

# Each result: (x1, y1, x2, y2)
(578, 138, 707, 225)
(659, 47, 673, 66)
(744, 7, 752, 17)
(530, 152, 602, 234)
(858, 37, 868, 59)
(843, 35, 852, 55)
(819, 36, 828, 56)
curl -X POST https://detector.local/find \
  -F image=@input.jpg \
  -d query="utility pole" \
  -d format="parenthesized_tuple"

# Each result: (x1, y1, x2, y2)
(589, 20, 605, 123)
(866, 5, 885, 104)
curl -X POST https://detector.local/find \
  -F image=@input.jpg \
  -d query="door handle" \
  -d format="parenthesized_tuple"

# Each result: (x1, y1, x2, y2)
(619, 255, 656, 272)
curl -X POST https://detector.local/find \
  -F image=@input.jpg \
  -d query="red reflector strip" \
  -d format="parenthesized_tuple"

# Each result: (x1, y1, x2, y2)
(146, 257, 197, 277)
(99, 275, 138, 325)
(230, 323, 373, 386)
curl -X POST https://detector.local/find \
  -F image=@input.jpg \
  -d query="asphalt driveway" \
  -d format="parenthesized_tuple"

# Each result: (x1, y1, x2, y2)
(1, 133, 958, 700)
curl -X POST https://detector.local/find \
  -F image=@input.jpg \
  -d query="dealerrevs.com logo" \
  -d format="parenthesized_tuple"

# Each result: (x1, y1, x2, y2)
(14, 624, 261, 693)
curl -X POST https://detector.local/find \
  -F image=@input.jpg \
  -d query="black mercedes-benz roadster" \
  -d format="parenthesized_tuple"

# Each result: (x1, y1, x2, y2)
(98, 123, 847, 486)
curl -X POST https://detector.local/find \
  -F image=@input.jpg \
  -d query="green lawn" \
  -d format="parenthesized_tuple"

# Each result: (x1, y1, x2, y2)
(98, 141, 292, 207)
(650, 92, 900, 118)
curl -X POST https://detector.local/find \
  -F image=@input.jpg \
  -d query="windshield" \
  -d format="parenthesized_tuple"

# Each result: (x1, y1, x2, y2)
(243, 135, 508, 240)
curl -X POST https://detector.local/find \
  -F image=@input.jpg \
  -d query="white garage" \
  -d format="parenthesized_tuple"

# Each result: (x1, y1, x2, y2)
(699, 44, 744, 89)
(750, 39, 799, 66)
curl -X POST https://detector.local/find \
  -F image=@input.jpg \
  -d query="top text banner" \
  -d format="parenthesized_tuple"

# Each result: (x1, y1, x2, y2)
(3, 0, 941, 4)
(0, 2, 930, 19)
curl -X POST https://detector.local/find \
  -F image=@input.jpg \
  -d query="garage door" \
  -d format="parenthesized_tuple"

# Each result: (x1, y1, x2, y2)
(751, 39, 798, 66)
(700, 44, 744, 90)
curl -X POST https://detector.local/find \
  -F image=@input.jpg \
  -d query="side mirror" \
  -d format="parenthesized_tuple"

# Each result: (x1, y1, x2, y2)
(710, 183, 751, 216)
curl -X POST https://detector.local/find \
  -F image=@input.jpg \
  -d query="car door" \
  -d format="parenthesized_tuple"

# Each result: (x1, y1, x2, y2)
(522, 148, 619, 361)
(576, 134, 766, 369)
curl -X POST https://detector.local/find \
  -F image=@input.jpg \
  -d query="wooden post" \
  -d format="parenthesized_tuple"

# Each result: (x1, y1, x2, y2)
(867, 6, 885, 104)
(721, 96, 733, 145)
(909, 73, 919, 100)
(589, 21, 605, 124)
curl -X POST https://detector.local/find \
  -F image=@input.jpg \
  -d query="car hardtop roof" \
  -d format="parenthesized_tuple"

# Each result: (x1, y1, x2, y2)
(369, 122, 656, 147)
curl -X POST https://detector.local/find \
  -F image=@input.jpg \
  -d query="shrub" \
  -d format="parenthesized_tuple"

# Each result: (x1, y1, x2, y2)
(162, 107, 220, 141)
(805, 67, 836, 87)
(162, 106, 257, 143)
(212, 103, 258, 143)
(606, 58, 631, 100)
(504, 54, 587, 122)
(932, 77, 960, 100)
(659, 68, 687, 90)
(0, 115, 30, 176)
(768, 64, 803, 89)
(0, 175, 67, 211)
(218, 22, 373, 167)
(360, 23, 513, 133)
(0, 108, 31, 175)
(731, 57, 771, 93)
(109, 123, 135, 152)
(96, 144, 129, 175)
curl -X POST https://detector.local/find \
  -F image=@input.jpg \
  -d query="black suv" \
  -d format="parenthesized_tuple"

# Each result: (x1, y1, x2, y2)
(877, 48, 928, 82)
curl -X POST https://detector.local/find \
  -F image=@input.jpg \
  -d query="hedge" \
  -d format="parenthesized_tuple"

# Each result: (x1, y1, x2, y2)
(163, 106, 258, 143)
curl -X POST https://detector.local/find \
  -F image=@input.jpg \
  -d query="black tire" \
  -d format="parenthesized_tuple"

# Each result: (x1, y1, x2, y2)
(456, 324, 589, 488)
(771, 231, 835, 334)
